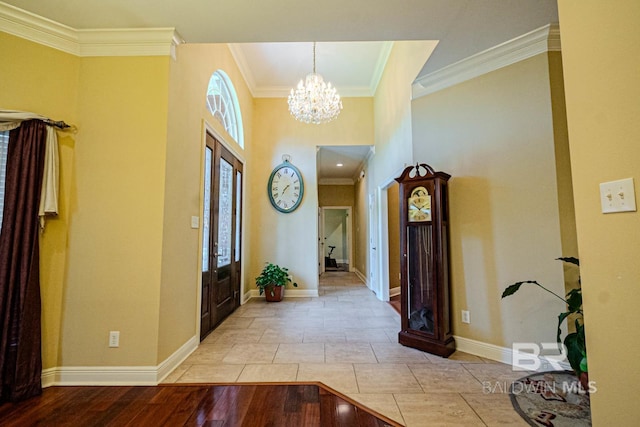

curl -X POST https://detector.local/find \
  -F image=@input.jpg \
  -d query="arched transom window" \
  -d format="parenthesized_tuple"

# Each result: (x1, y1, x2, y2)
(206, 70, 244, 148)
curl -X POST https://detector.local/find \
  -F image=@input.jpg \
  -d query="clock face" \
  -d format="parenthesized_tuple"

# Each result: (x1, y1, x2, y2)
(408, 186, 431, 222)
(268, 161, 304, 213)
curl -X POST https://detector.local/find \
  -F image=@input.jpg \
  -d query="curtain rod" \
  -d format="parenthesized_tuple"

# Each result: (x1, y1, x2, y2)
(0, 110, 77, 133)
(43, 119, 72, 130)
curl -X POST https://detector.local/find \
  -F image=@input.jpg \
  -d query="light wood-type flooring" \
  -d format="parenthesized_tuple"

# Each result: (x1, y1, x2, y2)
(163, 272, 529, 426)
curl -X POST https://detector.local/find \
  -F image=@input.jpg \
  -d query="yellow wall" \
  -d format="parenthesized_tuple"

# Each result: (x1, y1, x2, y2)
(372, 41, 438, 184)
(61, 55, 170, 366)
(354, 172, 368, 277)
(318, 185, 356, 269)
(0, 32, 79, 370)
(1, 31, 172, 368)
(557, 1, 640, 423)
(318, 184, 354, 207)
(362, 41, 436, 292)
(250, 97, 373, 292)
(411, 53, 575, 348)
(159, 43, 253, 361)
(387, 182, 400, 290)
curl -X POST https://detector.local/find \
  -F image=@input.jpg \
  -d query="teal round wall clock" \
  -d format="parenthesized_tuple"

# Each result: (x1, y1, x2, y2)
(267, 160, 304, 213)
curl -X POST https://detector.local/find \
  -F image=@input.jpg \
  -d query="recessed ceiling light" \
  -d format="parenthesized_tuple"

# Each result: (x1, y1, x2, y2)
(336, 163, 343, 167)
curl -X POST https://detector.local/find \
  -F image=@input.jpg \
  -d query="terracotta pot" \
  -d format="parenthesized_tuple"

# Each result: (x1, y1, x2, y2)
(579, 371, 590, 393)
(264, 285, 284, 302)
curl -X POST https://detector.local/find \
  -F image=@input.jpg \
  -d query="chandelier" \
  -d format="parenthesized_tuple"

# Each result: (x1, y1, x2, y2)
(288, 42, 343, 124)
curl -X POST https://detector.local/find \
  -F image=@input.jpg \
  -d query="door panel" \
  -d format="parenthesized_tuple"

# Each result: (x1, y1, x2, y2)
(201, 134, 243, 340)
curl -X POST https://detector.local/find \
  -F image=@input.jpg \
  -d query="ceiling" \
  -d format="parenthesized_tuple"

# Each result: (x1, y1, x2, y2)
(1, 0, 558, 182)
(317, 146, 372, 185)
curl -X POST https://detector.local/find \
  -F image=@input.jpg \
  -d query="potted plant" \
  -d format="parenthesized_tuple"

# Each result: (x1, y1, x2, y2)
(501, 257, 588, 389)
(256, 262, 298, 302)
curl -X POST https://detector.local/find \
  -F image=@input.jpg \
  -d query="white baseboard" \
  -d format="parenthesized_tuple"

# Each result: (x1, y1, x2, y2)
(156, 335, 198, 383)
(454, 335, 571, 371)
(389, 286, 401, 297)
(246, 288, 319, 299)
(41, 335, 199, 387)
(354, 269, 367, 286)
(43, 366, 158, 386)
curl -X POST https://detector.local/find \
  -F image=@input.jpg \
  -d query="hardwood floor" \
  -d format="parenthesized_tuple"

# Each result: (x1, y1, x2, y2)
(0, 383, 400, 426)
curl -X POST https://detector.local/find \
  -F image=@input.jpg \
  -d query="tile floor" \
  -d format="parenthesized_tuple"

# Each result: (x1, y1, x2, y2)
(163, 272, 528, 426)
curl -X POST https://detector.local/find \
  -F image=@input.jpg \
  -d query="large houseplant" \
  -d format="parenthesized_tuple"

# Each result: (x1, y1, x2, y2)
(501, 257, 587, 383)
(256, 262, 298, 302)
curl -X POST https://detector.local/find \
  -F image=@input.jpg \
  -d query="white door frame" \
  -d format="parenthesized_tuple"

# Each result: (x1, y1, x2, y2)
(320, 206, 353, 272)
(374, 167, 407, 302)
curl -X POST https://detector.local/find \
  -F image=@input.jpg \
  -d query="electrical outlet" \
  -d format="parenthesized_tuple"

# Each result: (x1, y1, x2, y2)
(461, 310, 470, 324)
(109, 331, 120, 348)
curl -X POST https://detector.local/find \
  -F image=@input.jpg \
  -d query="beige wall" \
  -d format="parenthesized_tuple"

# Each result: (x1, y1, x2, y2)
(323, 209, 349, 263)
(250, 97, 373, 292)
(159, 43, 253, 361)
(318, 184, 354, 207)
(62, 54, 170, 366)
(558, 1, 640, 423)
(2, 33, 172, 368)
(387, 182, 400, 290)
(360, 41, 436, 292)
(354, 174, 368, 277)
(411, 53, 575, 348)
(1, 32, 79, 369)
(372, 41, 438, 184)
(318, 185, 355, 267)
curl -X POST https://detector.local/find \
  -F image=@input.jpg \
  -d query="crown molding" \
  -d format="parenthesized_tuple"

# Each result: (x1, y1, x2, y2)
(228, 43, 257, 97)
(319, 178, 355, 186)
(0, 2, 181, 57)
(412, 24, 560, 99)
(230, 41, 393, 98)
(369, 41, 394, 94)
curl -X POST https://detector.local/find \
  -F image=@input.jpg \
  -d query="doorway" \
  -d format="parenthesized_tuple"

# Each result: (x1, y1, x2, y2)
(320, 207, 352, 273)
(200, 132, 243, 340)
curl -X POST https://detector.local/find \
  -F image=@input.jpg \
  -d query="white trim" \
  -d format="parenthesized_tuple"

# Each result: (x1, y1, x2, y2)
(354, 268, 367, 286)
(77, 28, 181, 57)
(230, 42, 393, 98)
(242, 290, 253, 304)
(369, 42, 394, 95)
(0, 2, 180, 57)
(319, 178, 354, 185)
(246, 289, 319, 299)
(0, 2, 78, 55)
(389, 286, 401, 297)
(156, 335, 198, 383)
(228, 43, 257, 98)
(41, 335, 198, 387)
(412, 24, 560, 99)
(41, 367, 57, 388)
(454, 335, 571, 371)
(42, 366, 157, 386)
(320, 206, 354, 275)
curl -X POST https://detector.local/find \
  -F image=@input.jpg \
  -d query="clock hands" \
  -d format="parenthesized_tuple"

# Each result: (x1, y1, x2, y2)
(282, 184, 290, 194)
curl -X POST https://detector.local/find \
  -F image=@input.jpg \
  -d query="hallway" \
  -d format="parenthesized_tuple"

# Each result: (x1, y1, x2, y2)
(164, 272, 527, 426)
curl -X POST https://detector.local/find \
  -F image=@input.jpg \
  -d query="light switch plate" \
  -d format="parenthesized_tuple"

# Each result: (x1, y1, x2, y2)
(600, 178, 636, 213)
(191, 216, 199, 229)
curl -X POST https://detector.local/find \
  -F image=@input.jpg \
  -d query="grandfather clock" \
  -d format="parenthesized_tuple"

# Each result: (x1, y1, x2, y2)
(395, 163, 455, 357)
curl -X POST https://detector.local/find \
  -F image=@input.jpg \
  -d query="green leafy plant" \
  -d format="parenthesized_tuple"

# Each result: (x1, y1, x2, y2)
(501, 257, 587, 376)
(255, 262, 298, 297)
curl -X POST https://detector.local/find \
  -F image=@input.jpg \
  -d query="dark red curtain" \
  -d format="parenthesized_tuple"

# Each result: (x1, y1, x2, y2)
(0, 120, 47, 402)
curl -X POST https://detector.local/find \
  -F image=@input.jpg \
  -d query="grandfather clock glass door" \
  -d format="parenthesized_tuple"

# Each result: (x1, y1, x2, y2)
(397, 163, 455, 357)
(201, 134, 243, 340)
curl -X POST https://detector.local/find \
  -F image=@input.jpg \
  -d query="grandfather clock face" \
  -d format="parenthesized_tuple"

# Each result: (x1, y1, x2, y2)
(408, 186, 431, 222)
